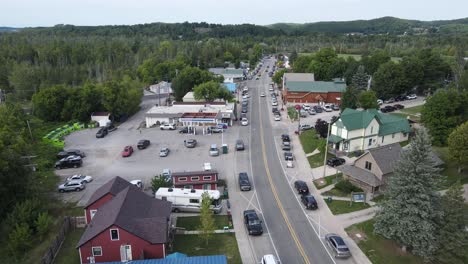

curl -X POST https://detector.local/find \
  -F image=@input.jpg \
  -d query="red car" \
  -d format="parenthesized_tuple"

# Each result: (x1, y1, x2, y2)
(122, 146, 134, 157)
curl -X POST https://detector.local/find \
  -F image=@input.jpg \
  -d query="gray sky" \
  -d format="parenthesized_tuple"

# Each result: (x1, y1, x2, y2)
(1, 0, 467, 27)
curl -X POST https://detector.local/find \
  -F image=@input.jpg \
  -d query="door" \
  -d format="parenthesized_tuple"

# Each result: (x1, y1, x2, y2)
(120, 245, 132, 261)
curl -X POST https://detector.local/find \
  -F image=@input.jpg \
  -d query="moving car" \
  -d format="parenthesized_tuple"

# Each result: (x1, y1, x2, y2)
(58, 180, 85, 193)
(209, 144, 219, 156)
(243, 209, 263, 235)
(294, 180, 309, 195)
(325, 233, 352, 258)
(57, 149, 85, 159)
(55, 156, 82, 169)
(96, 127, 108, 138)
(236, 139, 245, 151)
(239, 172, 251, 191)
(184, 139, 197, 148)
(260, 92, 266, 97)
(159, 147, 170, 157)
(160, 123, 176, 130)
(327, 157, 346, 167)
(260, 255, 279, 264)
(241, 117, 249, 126)
(301, 195, 318, 210)
(66, 174, 93, 183)
(122, 146, 134, 157)
(137, 139, 150, 149)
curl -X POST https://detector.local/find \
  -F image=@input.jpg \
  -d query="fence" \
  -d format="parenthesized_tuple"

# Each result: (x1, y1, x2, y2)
(41, 216, 85, 264)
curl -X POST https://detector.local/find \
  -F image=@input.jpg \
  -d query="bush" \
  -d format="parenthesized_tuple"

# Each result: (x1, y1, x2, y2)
(35, 212, 52, 240)
(151, 175, 172, 194)
(335, 180, 363, 193)
(8, 223, 32, 258)
(6, 200, 42, 232)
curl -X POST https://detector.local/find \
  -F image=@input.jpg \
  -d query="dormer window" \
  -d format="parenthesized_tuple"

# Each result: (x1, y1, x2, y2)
(110, 229, 119, 241)
(365, 161, 372, 171)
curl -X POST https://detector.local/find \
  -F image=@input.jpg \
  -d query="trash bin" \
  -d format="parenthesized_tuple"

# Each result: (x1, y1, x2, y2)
(222, 144, 228, 154)
(327, 196, 333, 203)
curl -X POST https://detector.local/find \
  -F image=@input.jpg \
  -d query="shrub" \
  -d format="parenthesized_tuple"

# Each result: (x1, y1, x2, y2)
(151, 175, 172, 194)
(8, 223, 32, 258)
(335, 180, 363, 193)
(35, 212, 52, 240)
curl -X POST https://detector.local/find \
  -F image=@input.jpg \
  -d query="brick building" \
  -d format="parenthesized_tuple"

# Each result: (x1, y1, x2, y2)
(171, 170, 219, 190)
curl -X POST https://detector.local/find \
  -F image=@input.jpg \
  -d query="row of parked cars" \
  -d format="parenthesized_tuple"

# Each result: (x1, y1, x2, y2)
(299, 103, 339, 117)
(377, 94, 417, 105)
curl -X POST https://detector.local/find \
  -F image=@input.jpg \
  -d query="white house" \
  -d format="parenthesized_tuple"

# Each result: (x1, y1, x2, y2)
(208, 68, 245, 83)
(149, 81, 173, 95)
(329, 108, 411, 153)
(91, 112, 111, 127)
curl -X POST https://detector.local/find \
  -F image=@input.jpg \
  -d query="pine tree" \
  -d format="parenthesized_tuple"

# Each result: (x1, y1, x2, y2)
(198, 192, 216, 245)
(340, 87, 359, 110)
(374, 128, 442, 260)
(434, 183, 468, 264)
(350, 65, 369, 90)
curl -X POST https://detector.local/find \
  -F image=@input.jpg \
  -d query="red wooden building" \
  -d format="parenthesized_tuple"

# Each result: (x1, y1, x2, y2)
(282, 73, 346, 104)
(172, 170, 219, 190)
(77, 181, 172, 264)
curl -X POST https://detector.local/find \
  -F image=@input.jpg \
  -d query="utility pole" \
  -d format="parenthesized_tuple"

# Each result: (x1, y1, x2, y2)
(322, 122, 331, 178)
(26, 120, 33, 141)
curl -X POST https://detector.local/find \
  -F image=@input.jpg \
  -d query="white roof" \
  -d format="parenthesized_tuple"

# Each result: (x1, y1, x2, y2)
(283, 73, 315, 82)
(156, 187, 221, 199)
(146, 103, 234, 115)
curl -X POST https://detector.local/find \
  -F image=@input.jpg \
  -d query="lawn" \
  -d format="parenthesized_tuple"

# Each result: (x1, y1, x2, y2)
(313, 173, 343, 189)
(299, 129, 321, 154)
(433, 147, 468, 188)
(307, 152, 335, 168)
(287, 107, 298, 121)
(176, 215, 232, 231)
(53, 228, 84, 264)
(322, 187, 351, 197)
(325, 199, 371, 215)
(346, 220, 423, 264)
(174, 234, 241, 264)
(399, 105, 423, 115)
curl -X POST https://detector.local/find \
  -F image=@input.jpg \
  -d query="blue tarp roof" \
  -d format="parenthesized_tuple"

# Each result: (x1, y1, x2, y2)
(222, 82, 237, 92)
(99, 255, 227, 264)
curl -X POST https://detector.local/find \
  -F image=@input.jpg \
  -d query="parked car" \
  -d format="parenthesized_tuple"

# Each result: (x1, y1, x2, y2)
(137, 139, 150, 149)
(323, 104, 333, 112)
(260, 255, 279, 264)
(159, 147, 170, 157)
(325, 233, 351, 258)
(331, 104, 340, 111)
(384, 98, 395, 104)
(308, 109, 317, 115)
(236, 139, 245, 151)
(209, 144, 219, 156)
(301, 195, 318, 210)
(160, 123, 176, 130)
(130, 180, 143, 189)
(203, 162, 212, 171)
(286, 160, 294, 168)
(302, 104, 311, 111)
(243, 210, 263, 235)
(58, 180, 85, 193)
(208, 126, 222, 133)
(272, 107, 278, 113)
(294, 180, 309, 195)
(184, 139, 197, 148)
(393, 104, 405, 110)
(55, 156, 82, 169)
(377, 99, 383, 105)
(300, 124, 313, 131)
(281, 134, 290, 142)
(122, 146, 134, 157)
(313, 105, 323, 113)
(284, 152, 294, 161)
(66, 174, 93, 183)
(272, 101, 278, 106)
(327, 157, 346, 167)
(406, 94, 417, 100)
(395, 95, 407, 102)
(242, 106, 248, 113)
(96, 127, 108, 138)
(57, 149, 86, 159)
(282, 141, 291, 151)
(380, 105, 396, 113)
(106, 123, 117, 132)
(274, 115, 281, 121)
(241, 117, 249, 126)
(178, 127, 190, 134)
(239, 172, 252, 191)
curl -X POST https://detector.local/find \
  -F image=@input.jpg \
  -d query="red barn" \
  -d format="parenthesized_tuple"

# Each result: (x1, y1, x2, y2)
(282, 73, 346, 104)
(77, 186, 172, 264)
(84, 176, 132, 224)
(172, 170, 218, 190)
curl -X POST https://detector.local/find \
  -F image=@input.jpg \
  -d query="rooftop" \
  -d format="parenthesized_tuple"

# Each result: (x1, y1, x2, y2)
(285, 80, 346, 93)
(366, 143, 402, 175)
(85, 176, 132, 208)
(98, 255, 227, 264)
(283, 73, 315, 82)
(145, 103, 234, 117)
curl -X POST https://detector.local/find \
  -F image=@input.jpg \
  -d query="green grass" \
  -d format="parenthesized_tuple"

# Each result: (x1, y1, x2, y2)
(287, 107, 298, 121)
(313, 173, 343, 189)
(433, 147, 468, 188)
(325, 199, 371, 215)
(346, 220, 423, 264)
(399, 105, 423, 115)
(371, 195, 387, 203)
(174, 234, 241, 264)
(399, 140, 410, 147)
(307, 152, 335, 168)
(52, 228, 83, 264)
(322, 187, 351, 197)
(176, 215, 231, 231)
(299, 129, 321, 154)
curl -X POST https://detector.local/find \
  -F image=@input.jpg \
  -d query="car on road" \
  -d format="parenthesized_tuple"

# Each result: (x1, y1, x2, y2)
(241, 117, 249, 126)
(274, 115, 281, 121)
(55, 156, 82, 169)
(284, 152, 294, 161)
(236, 139, 245, 151)
(260, 92, 266, 97)
(57, 149, 86, 159)
(324, 104, 333, 112)
(160, 123, 176, 130)
(239, 172, 252, 191)
(243, 209, 263, 235)
(384, 98, 395, 104)
(294, 180, 309, 195)
(325, 233, 351, 258)
(58, 180, 85, 193)
(327, 157, 346, 167)
(96, 127, 108, 138)
(66, 174, 93, 183)
(241, 106, 248, 113)
(406, 94, 417, 100)
(137, 139, 150, 149)
(269, 86, 274, 91)
(301, 195, 318, 210)
(281, 134, 290, 142)
(260, 254, 279, 264)
(122, 146, 134, 157)
(184, 139, 197, 148)
(380, 105, 396, 113)
(299, 124, 313, 131)
(159, 147, 170, 157)
(286, 160, 294, 168)
(281, 141, 291, 151)
(209, 144, 219, 156)
(272, 101, 278, 106)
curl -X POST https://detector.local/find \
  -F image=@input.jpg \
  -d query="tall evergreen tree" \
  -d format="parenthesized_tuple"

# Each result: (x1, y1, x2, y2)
(350, 65, 369, 90)
(434, 183, 468, 264)
(374, 128, 442, 260)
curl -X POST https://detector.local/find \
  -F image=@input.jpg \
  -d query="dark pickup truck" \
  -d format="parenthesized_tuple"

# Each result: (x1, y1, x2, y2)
(243, 210, 263, 235)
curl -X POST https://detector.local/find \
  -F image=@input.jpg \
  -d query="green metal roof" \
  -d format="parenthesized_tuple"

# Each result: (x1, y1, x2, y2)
(339, 108, 410, 135)
(328, 134, 344, 143)
(285, 81, 346, 93)
(339, 108, 376, 130)
(376, 112, 411, 136)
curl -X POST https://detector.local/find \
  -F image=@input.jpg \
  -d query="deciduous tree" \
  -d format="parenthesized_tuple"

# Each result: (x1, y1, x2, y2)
(358, 90, 378, 110)
(447, 121, 468, 173)
(341, 87, 359, 110)
(372, 61, 405, 99)
(198, 192, 215, 245)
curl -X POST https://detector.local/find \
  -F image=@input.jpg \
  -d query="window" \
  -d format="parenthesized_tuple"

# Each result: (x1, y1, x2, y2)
(90, 210, 97, 219)
(368, 138, 372, 146)
(403, 133, 408, 137)
(92, 247, 102, 256)
(203, 184, 211, 190)
(110, 229, 119, 241)
(191, 176, 200, 181)
(370, 126, 373, 134)
(392, 133, 395, 139)
(365, 161, 372, 170)
(178, 177, 187, 182)
(381, 136, 384, 143)
(203, 176, 212, 181)
(189, 199, 199, 204)
(184, 185, 193, 189)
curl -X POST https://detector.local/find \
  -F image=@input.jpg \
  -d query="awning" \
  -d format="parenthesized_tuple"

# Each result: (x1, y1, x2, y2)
(328, 135, 343, 143)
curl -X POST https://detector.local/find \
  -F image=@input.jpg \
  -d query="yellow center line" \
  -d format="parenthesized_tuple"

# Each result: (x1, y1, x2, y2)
(257, 82, 311, 264)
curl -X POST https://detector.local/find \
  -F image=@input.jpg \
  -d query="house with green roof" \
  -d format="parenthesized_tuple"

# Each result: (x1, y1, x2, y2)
(281, 73, 346, 104)
(329, 108, 411, 153)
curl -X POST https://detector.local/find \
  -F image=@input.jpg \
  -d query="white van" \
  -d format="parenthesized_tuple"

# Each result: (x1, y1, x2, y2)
(209, 144, 219, 156)
(261, 254, 279, 264)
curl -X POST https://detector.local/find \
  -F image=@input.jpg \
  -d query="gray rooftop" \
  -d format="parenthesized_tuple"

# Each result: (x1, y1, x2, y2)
(84, 176, 131, 208)
(367, 143, 402, 175)
(283, 73, 315, 82)
(338, 165, 382, 187)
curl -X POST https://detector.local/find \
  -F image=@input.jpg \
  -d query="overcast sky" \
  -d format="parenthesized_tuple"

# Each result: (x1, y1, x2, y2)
(1, 0, 467, 27)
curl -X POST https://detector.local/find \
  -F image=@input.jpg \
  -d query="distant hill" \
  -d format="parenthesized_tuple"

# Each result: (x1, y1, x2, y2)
(0, 27, 19, 32)
(268, 16, 468, 34)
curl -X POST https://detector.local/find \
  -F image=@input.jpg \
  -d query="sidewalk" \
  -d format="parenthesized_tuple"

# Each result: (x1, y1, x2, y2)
(336, 206, 380, 228)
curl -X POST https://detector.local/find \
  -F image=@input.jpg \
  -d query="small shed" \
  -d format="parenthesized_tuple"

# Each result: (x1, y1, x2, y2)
(91, 112, 111, 127)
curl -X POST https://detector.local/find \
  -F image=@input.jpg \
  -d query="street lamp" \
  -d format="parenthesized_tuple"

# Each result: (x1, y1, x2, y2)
(322, 121, 331, 179)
